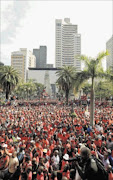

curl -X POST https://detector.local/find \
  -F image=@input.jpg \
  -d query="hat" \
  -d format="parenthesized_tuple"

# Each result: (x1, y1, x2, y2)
(63, 154, 69, 160)
(107, 149, 111, 154)
(54, 150, 59, 153)
(43, 149, 47, 153)
(79, 143, 83, 147)
(17, 137, 21, 140)
(30, 140, 35, 143)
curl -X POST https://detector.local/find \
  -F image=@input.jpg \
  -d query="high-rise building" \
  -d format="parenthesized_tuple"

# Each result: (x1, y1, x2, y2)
(33, 46, 47, 68)
(11, 48, 36, 82)
(55, 18, 81, 71)
(106, 35, 113, 70)
(46, 64, 53, 68)
(28, 50, 36, 68)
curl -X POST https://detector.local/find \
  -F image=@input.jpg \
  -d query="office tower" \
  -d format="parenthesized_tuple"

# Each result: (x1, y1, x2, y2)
(28, 50, 36, 68)
(11, 48, 36, 82)
(55, 18, 81, 71)
(46, 64, 53, 68)
(106, 35, 113, 70)
(33, 46, 47, 68)
(74, 34, 81, 71)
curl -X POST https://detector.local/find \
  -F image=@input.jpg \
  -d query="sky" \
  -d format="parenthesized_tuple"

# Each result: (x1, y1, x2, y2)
(0, 0, 113, 68)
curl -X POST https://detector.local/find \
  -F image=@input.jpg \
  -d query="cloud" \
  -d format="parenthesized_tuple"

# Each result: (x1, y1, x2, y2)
(1, 0, 30, 44)
(0, 49, 10, 65)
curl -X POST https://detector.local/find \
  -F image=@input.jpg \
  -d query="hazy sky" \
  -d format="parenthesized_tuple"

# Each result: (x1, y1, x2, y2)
(1, 0, 113, 67)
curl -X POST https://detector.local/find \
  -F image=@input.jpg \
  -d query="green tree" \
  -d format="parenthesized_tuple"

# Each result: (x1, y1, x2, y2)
(34, 82, 45, 98)
(95, 80, 113, 101)
(82, 83, 91, 97)
(16, 80, 36, 100)
(15, 80, 45, 100)
(0, 66, 19, 99)
(56, 66, 76, 105)
(15, 82, 25, 99)
(74, 51, 108, 126)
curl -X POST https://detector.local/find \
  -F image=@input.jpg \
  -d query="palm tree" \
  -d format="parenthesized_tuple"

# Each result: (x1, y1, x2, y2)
(74, 51, 108, 127)
(82, 83, 91, 97)
(56, 66, 76, 105)
(16, 81, 45, 100)
(0, 66, 19, 99)
(95, 80, 112, 101)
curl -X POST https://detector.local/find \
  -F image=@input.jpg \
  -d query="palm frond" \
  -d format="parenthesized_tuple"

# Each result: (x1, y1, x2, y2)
(79, 55, 91, 69)
(0, 66, 19, 96)
(96, 51, 109, 65)
(74, 70, 91, 91)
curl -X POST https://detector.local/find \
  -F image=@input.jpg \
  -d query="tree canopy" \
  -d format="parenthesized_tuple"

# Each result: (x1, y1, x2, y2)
(0, 66, 19, 99)
(56, 66, 76, 105)
(74, 51, 109, 126)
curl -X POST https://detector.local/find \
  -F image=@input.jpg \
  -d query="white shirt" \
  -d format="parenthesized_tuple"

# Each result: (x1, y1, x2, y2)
(51, 155, 60, 165)
(97, 151, 110, 170)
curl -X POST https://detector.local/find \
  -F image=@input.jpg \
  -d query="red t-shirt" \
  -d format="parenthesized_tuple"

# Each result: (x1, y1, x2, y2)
(37, 173, 44, 180)
(62, 170, 70, 179)
(109, 172, 113, 180)
(27, 172, 32, 180)
(0, 155, 9, 170)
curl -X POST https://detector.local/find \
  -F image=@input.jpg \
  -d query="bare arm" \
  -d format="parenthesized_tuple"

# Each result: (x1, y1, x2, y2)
(4, 148, 12, 157)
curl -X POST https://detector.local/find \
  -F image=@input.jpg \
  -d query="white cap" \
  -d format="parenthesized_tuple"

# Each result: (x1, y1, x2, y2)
(63, 154, 69, 160)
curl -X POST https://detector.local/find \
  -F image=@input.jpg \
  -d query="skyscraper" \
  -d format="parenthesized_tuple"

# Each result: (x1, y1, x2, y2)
(11, 48, 36, 82)
(106, 35, 113, 70)
(55, 18, 81, 71)
(33, 46, 47, 68)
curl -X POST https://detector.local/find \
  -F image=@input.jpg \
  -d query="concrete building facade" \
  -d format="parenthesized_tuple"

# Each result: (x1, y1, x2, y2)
(33, 46, 47, 68)
(28, 68, 60, 96)
(46, 64, 53, 68)
(106, 35, 113, 70)
(28, 50, 36, 68)
(11, 48, 36, 82)
(55, 18, 81, 71)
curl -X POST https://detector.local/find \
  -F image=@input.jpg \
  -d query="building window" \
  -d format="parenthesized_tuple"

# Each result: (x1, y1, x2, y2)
(56, 23, 61, 26)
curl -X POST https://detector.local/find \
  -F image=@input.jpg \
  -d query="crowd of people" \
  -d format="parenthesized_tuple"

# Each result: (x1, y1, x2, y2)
(0, 100, 113, 180)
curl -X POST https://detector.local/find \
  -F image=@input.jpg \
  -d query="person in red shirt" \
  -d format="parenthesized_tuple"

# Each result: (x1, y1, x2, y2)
(108, 165, 113, 180)
(61, 154, 69, 170)
(0, 147, 9, 180)
(34, 152, 39, 165)
(37, 147, 43, 158)
(26, 166, 32, 180)
(60, 164, 70, 179)
(37, 166, 44, 180)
